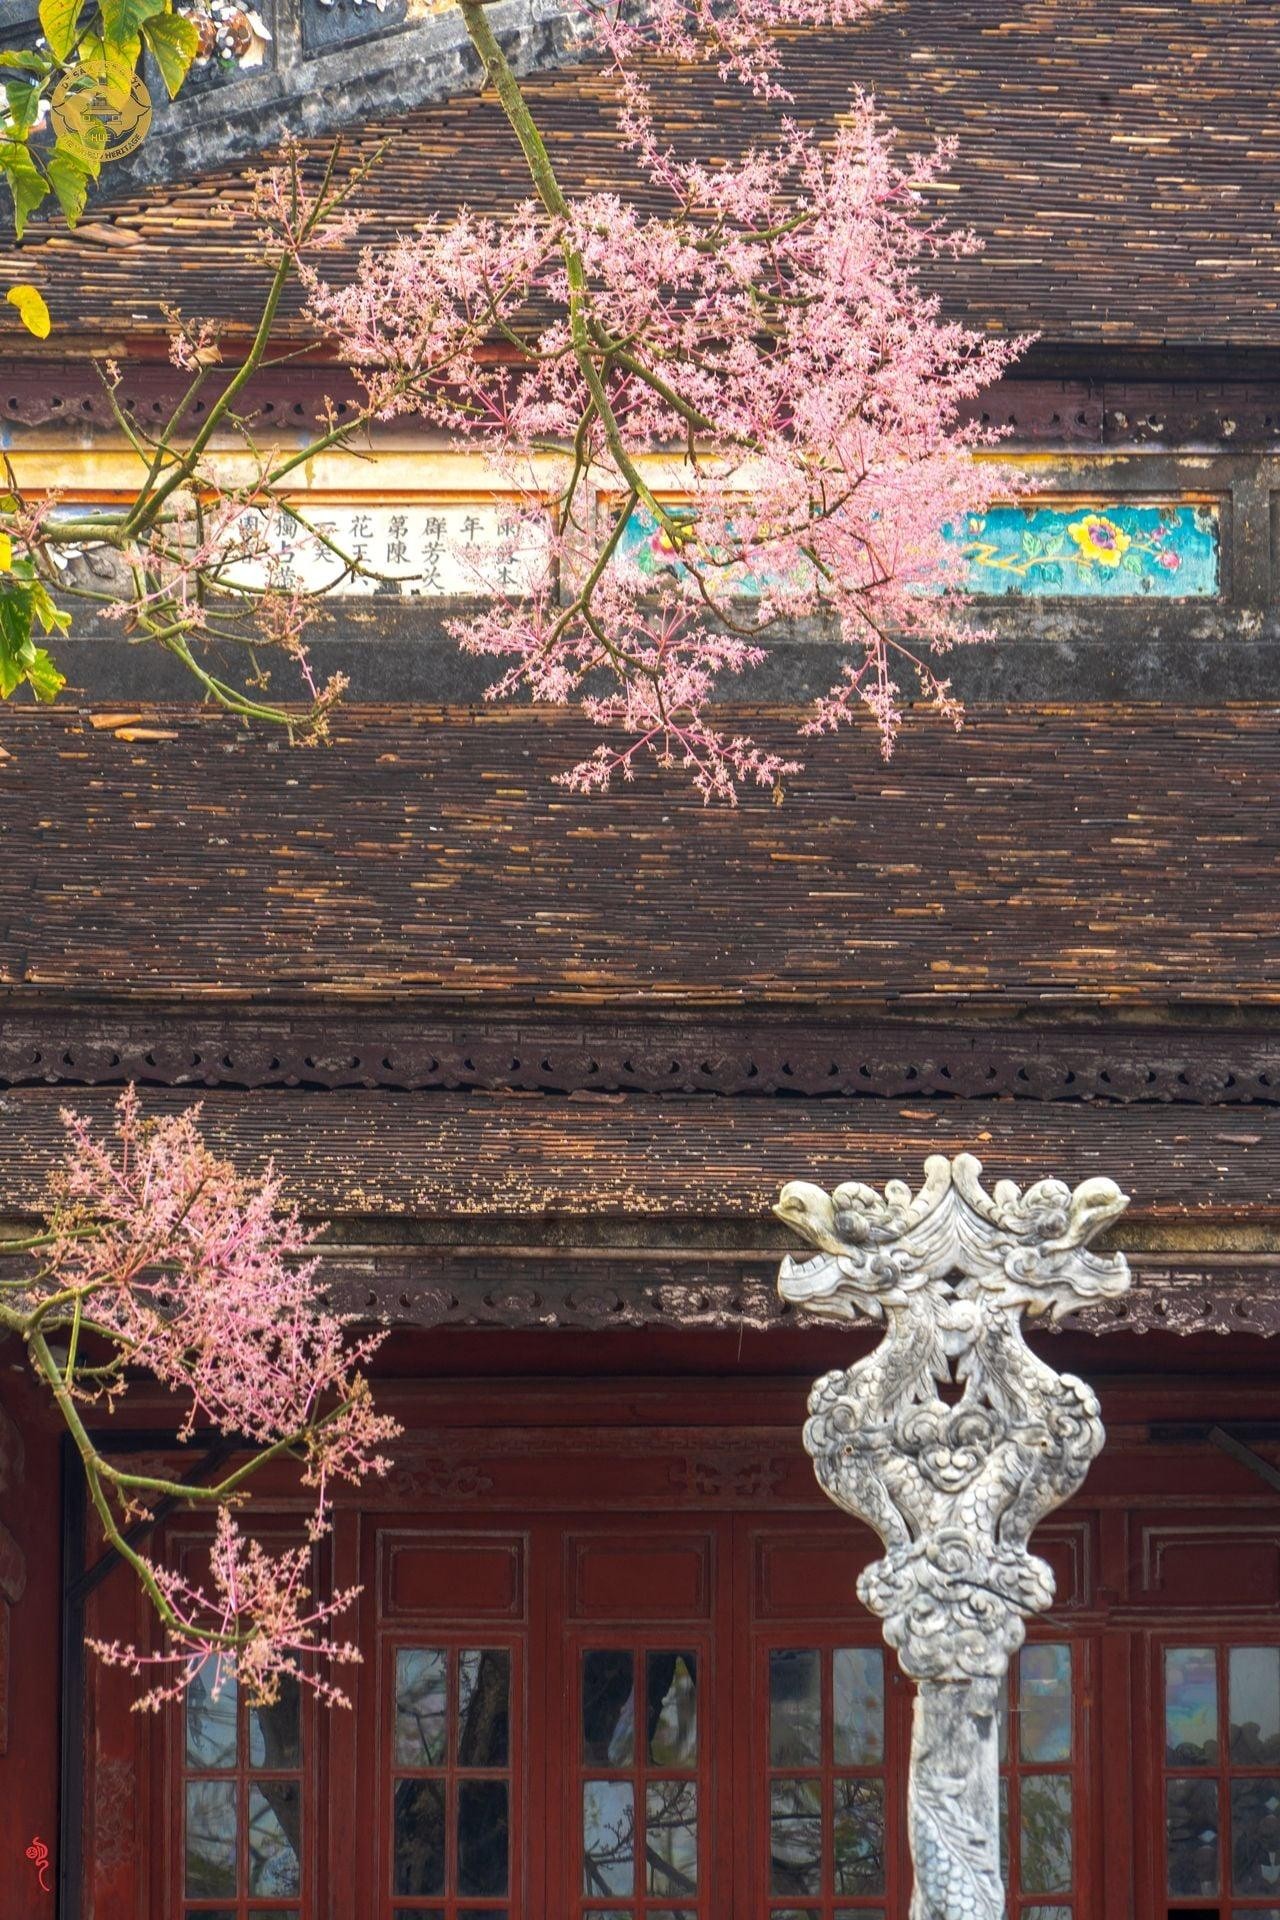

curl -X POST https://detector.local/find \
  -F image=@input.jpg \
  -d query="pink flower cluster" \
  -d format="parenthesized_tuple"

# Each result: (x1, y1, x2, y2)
(298, 95, 1026, 796)
(35, 1090, 398, 1707)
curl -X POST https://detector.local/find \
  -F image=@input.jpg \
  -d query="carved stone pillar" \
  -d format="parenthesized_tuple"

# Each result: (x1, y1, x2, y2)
(774, 1153, 1130, 1920)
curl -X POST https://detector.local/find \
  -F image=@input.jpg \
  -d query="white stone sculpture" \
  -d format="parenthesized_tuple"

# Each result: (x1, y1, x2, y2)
(775, 1152, 1130, 1920)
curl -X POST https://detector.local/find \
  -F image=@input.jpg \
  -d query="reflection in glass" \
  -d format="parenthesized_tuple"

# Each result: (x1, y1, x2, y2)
(250, 1670, 301, 1769)
(770, 1649, 822, 1766)
(458, 1649, 510, 1767)
(185, 1780, 237, 1897)
(459, 1778, 509, 1895)
(998, 1670, 1009, 1765)
(833, 1776, 885, 1893)
(770, 1777, 822, 1895)
(1231, 1776, 1280, 1894)
(1021, 1775, 1072, 1894)
(396, 1648, 448, 1767)
(1231, 1649, 1280, 1765)
(1167, 1776, 1220, 1895)
(646, 1778, 698, 1895)
(248, 1783, 301, 1896)
(1023, 1910, 1072, 1919)
(186, 1669, 237, 1770)
(1021, 1645, 1072, 1763)
(999, 1776, 1009, 1884)
(833, 1648, 885, 1766)
(648, 1651, 698, 1767)
(394, 1777, 446, 1896)
(583, 1650, 635, 1766)
(584, 1778, 635, 1895)
(1166, 1647, 1219, 1764)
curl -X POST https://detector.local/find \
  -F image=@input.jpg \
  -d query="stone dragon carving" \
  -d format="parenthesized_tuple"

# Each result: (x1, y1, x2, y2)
(775, 1153, 1130, 1920)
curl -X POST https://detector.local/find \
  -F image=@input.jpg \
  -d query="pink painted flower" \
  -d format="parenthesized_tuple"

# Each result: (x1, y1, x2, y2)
(1156, 547, 1181, 570)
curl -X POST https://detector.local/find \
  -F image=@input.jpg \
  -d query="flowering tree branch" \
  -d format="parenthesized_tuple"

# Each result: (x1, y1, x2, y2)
(0, 1088, 398, 1710)
(2, 0, 1030, 795)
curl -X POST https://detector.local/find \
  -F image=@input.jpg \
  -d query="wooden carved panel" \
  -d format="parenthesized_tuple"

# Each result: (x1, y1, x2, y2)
(379, 1531, 527, 1622)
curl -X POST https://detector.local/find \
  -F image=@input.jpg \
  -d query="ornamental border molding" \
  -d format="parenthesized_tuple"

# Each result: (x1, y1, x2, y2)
(0, 1008, 1274, 1103)
(775, 1152, 1130, 1920)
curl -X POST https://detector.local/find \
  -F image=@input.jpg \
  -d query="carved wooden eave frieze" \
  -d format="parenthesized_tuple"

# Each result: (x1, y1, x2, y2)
(0, 1002, 1277, 1103)
(313, 1247, 1280, 1338)
(775, 1153, 1130, 1920)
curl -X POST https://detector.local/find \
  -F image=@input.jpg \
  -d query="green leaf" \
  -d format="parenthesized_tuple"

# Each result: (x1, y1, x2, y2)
(0, 588, 34, 696)
(46, 141, 95, 224)
(141, 9, 198, 98)
(39, 0, 83, 63)
(0, 144, 51, 239)
(101, 29, 141, 109)
(100, 0, 166, 43)
(25, 645, 65, 702)
(0, 51, 51, 74)
(4, 77, 45, 138)
(29, 577, 71, 635)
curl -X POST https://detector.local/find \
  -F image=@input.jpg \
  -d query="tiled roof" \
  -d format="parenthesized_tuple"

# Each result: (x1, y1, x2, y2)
(0, 1086, 1275, 1227)
(0, 701, 1275, 1006)
(6, 0, 1280, 348)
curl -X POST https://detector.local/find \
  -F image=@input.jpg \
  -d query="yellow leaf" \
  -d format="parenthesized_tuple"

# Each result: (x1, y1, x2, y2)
(6, 284, 51, 339)
(0, 534, 10, 571)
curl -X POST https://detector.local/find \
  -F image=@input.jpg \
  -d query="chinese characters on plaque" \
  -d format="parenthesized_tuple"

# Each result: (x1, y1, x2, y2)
(226, 502, 550, 598)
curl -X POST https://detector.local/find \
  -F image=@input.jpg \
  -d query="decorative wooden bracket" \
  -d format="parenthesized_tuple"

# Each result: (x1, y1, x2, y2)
(776, 1152, 1130, 1920)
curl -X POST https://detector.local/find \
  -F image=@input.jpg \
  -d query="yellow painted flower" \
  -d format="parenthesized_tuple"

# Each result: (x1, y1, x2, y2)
(1067, 514, 1131, 568)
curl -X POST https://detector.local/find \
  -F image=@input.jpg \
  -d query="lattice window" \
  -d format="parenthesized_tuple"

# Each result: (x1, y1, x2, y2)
(998, 1640, 1084, 1920)
(577, 1644, 706, 1920)
(389, 1644, 517, 1920)
(763, 1642, 890, 1920)
(181, 1664, 304, 1920)
(1164, 1642, 1280, 1920)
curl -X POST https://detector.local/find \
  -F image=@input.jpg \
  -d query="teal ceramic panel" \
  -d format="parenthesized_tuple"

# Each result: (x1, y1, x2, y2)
(617, 499, 1220, 600)
(615, 504, 777, 597)
(946, 501, 1219, 597)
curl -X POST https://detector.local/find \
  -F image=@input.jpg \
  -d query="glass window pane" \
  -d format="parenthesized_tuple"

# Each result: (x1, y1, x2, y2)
(1231, 1776, 1280, 1895)
(583, 1650, 635, 1767)
(1021, 1644, 1073, 1763)
(1231, 1648, 1280, 1765)
(247, 1782, 301, 1897)
(584, 1778, 635, 1895)
(833, 1776, 885, 1894)
(394, 1777, 446, 1896)
(459, 1778, 509, 1895)
(646, 1778, 697, 1895)
(185, 1779, 237, 1897)
(770, 1649, 822, 1767)
(1021, 1776, 1072, 1894)
(648, 1651, 698, 1767)
(998, 1669, 1009, 1764)
(1166, 1647, 1219, 1765)
(770, 1777, 822, 1896)
(396, 1649, 448, 1768)
(999, 1775, 1009, 1884)
(833, 1648, 884, 1766)
(458, 1649, 510, 1767)
(249, 1670, 301, 1769)
(1023, 1910, 1072, 1919)
(1167, 1776, 1220, 1896)
(186, 1669, 237, 1770)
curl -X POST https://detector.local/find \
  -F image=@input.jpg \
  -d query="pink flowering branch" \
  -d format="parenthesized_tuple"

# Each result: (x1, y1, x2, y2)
(0, 1088, 398, 1710)
(294, 2, 1030, 798)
